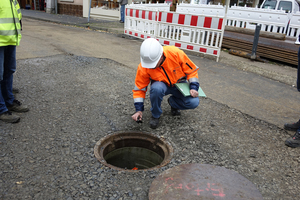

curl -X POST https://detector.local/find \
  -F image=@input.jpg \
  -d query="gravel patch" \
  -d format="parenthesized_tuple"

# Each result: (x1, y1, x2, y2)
(0, 55, 299, 199)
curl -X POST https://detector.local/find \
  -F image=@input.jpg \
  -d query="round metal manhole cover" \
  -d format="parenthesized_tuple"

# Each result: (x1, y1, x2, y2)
(94, 131, 173, 171)
(149, 163, 263, 200)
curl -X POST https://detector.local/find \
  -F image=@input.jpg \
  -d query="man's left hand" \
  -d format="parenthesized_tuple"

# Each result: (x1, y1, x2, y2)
(190, 89, 198, 97)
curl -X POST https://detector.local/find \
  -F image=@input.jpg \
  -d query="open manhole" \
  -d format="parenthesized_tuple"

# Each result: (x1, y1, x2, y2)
(94, 131, 173, 171)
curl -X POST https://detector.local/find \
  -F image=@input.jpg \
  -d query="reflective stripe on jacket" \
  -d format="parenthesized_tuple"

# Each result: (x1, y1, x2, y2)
(0, 0, 22, 47)
(133, 46, 199, 103)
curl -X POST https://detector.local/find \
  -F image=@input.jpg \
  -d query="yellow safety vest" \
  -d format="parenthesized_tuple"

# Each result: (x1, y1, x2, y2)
(0, 0, 22, 47)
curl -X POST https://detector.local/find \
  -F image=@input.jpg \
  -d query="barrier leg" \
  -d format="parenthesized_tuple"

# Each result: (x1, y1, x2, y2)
(251, 24, 261, 60)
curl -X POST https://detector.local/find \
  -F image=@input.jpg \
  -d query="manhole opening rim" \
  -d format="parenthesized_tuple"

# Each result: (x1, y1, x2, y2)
(94, 131, 173, 172)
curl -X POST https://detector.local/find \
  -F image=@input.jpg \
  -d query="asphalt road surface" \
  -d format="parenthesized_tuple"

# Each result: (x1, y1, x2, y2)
(0, 18, 299, 199)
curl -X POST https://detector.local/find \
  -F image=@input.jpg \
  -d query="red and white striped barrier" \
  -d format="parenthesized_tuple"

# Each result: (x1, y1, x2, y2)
(124, 7, 159, 38)
(124, 4, 225, 62)
(157, 12, 224, 30)
(176, 3, 299, 42)
(126, 9, 158, 21)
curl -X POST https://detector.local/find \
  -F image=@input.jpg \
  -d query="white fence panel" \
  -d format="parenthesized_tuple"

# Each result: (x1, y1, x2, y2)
(227, 5, 290, 34)
(156, 11, 224, 54)
(124, 5, 225, 61)
(176, 3, 225, 16)
(176, 3, 296, 40)
(124, 7, 158, 39)
(124, 3, 299, 58)
(288, 11, 300, 41)
(126, 2, 170, 11)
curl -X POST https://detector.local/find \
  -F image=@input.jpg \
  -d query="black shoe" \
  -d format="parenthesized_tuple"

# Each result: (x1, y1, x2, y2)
(150, 116, 159, 129)
(0, 111, 20, 123)
(168, 97, 180, 116)
(284, 120, 300, 131)
(120, 20, 124, 23)
(285, 130, 300, 148)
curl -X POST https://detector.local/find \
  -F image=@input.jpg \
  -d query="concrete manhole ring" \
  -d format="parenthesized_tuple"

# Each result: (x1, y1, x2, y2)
(94, 131, 173, 171)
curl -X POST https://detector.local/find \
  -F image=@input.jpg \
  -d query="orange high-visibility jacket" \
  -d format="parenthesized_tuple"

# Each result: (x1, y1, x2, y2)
(133, 46, 199, 105)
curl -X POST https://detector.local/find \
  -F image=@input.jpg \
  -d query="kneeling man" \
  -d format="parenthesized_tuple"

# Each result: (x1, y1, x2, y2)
(131, 38, 200, 129)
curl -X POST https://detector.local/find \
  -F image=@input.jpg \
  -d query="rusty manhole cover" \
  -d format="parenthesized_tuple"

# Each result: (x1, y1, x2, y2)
(94, 131, 173, 171)
(149, 163, 263, 200)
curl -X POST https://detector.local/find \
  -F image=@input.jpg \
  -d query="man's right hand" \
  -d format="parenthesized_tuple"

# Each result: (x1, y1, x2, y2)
(132, 111, 143, 121)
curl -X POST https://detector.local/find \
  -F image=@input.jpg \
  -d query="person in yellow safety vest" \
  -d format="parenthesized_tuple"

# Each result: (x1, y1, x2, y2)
(0, 0, 29, 123)
(131, 38, 200, 129)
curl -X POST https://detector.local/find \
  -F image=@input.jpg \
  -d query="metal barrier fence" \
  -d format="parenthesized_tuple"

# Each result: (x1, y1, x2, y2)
(227, 5, 289, 34)
(177, 3, 300, 41)
(124, 2, 300, 61)
(124, 4, 225, 61)
(125, 7, 159, 38)
(176, 3, 225, 16)
(288, 11, 300, 41)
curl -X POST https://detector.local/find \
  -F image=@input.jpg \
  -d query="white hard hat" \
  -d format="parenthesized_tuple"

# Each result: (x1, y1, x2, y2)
(140, 38, 163, 69)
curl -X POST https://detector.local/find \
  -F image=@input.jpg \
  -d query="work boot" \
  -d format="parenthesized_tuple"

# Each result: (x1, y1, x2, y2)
(7, 99, 29, 113)
(285, 129, 300, 148)
(284, 120, 300, 131)
(150, 116, 160, 129)
(0, 111, 20, 123)
(168, 97, 181, 116)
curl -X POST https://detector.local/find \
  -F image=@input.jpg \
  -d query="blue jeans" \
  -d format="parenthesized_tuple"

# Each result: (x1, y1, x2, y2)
(120, 4, 125, 22)
(297, 47, 300, 92)
(297, 47, 300, 129)
(150, 81, 199, 118)
(0, 46, 16, 114)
